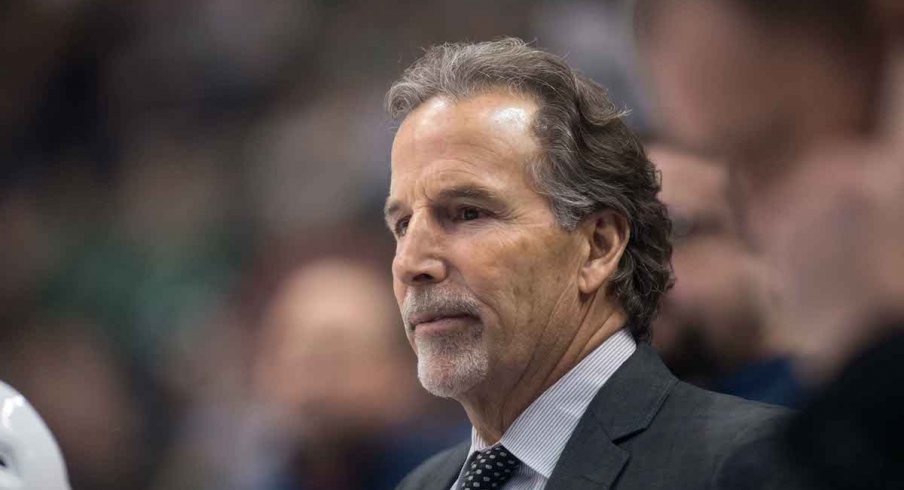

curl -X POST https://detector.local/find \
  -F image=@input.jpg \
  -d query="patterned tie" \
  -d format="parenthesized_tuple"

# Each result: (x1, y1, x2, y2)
(458, 445, 522, 489)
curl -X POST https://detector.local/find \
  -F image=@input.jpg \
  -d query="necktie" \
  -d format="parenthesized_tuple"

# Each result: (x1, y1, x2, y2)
(458, 445, 522, 489)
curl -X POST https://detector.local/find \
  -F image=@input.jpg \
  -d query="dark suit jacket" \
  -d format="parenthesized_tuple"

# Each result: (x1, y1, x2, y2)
(396, 343, 798, 490)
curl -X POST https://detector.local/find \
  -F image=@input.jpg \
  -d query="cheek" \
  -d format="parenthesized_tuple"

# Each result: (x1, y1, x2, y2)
(454, 230, 572, 325)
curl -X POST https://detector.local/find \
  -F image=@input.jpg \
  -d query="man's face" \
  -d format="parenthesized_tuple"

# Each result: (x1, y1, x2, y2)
(386, 91, 585, 399)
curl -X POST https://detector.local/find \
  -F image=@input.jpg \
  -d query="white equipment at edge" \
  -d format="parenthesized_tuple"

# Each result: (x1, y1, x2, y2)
(0, 381, 71, 490)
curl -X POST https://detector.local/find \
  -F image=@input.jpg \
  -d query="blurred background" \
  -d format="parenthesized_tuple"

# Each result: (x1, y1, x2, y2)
(0, 1, 646, 489)
(1, 0, 900, 489)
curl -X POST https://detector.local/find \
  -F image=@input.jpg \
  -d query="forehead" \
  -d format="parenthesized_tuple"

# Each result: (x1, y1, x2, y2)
(389, 91, 540, 196)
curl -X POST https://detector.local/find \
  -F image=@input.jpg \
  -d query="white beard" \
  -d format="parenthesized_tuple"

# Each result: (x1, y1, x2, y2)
(414, 326, 488, 398)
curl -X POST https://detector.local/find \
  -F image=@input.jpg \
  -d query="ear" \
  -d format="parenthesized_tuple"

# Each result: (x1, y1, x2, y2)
(578, 210, 630, 295)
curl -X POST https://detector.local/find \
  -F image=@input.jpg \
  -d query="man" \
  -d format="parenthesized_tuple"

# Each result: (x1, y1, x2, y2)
(650, 143, 801, 407)
(384, 38, 793, 490)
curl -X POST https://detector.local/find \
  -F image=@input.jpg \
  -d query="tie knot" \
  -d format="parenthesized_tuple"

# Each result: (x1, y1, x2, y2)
(459, 445, 521, 489)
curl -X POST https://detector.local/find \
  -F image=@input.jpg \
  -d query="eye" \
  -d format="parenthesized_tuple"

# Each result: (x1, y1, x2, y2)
(394, 217, 410, 237)
(456, 206, 482, 221)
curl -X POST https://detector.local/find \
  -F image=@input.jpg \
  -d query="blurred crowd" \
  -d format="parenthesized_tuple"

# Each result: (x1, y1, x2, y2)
(1, 0, 901, 489)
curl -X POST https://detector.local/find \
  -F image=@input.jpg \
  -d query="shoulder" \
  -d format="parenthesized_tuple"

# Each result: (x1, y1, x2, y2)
(618, 380, 799, 489)
(668, 379, 792, 428)
(666, 382, 801, 489)
(662, 380, 792, 453)
(395, 440, 470, 490)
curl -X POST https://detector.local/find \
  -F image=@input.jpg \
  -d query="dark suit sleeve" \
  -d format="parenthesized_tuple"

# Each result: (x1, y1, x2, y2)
(710, 413, 809, 490)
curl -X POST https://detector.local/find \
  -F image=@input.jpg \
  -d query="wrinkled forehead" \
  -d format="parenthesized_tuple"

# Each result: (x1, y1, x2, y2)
(393, 93, 538, 159)
(389, 92, 541, 194)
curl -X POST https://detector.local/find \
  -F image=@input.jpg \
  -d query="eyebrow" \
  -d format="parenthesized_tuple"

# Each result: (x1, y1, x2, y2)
(383, 184, 506, 226)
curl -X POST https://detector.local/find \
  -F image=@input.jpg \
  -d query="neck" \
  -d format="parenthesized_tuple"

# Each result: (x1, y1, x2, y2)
(457, 296, 627, 443)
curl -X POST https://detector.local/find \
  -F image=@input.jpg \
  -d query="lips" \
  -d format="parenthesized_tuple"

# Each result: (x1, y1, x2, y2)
(408, 312, 476, 330)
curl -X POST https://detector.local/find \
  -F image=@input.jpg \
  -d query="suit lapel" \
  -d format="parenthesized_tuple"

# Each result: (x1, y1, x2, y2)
(545, 344, 677, 490)
(425, 442, 470, 490)
(545, 412, 629, 490)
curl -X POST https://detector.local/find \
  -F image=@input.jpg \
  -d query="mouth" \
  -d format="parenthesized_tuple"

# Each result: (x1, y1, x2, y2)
(409, 313, 478, 332)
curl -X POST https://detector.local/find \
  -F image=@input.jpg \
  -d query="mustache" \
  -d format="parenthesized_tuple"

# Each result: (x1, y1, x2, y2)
(402, 286, 482, 330)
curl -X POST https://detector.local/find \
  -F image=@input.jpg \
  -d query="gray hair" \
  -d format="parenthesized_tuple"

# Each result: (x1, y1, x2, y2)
(386, 38, 673, 341)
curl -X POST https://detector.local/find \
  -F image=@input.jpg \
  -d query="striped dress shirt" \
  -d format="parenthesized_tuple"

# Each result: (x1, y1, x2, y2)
(450, 328, 637, 490)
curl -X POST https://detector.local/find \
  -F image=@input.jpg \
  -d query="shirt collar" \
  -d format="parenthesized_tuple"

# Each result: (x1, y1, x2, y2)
(468, 328, 637, 478)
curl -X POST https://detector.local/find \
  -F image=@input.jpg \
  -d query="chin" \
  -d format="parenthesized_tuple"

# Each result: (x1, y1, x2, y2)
(414, 330, 489, 398)
(417, 360, 488, 398)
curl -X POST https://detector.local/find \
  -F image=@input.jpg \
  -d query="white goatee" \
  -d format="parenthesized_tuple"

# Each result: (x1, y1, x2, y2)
(403, 286, 488, 398)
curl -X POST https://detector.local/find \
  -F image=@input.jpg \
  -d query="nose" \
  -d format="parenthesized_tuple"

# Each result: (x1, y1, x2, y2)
(392, 213, 448, 286)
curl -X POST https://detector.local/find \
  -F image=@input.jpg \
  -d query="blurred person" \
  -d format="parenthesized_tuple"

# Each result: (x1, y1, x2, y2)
(635, 1, 904, 488)
(633, 0, 891, 281)
(762, 11, 904, 485)
(251, 257, 456, 490)
(767, 145, 904, 490)
(632, 0, 904, 381)
(753, 1, 904, 374)
(634, 0, 881, 193)
(632, 0, 904, 386)
(650, 143, 802, 406)
(386, 38, 798, 490)
(255, 259, 411, 434)
(157, 250, 466, 490)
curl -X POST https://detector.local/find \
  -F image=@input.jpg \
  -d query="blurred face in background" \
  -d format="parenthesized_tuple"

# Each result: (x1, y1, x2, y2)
(637, 0, 876, 185)
(387, 92, 587, 400)
(651, 145, 770, 377)
(638, 0, 900, 378)
(255, 259, 415, 440)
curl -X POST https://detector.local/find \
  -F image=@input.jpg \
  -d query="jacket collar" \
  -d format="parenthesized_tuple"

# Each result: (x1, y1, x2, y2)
(545, 343, 677, 490)
(586, 342, 677, 441)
